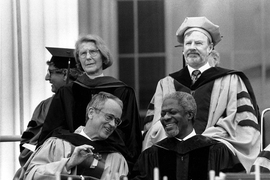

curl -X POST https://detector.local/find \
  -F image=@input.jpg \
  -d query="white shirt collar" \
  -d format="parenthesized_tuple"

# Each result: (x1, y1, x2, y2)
(176, 129, 196, 141)
(79, 127, 94, 141)
(187, 62, 211, 76)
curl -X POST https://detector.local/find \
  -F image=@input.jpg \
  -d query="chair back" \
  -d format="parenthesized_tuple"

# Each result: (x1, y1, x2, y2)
(261, 108, 270, 151)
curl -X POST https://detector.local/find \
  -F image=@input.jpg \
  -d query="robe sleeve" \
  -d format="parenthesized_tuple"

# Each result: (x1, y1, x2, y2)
(203, 74, 260, 173)
(24, 137, 74, 180)
(101, 153, 129, 179)
(19, 97, 53, 166)
(21, 97, 53, 146)
(128, 147, 159, 180)
(208, 142, 242, 174)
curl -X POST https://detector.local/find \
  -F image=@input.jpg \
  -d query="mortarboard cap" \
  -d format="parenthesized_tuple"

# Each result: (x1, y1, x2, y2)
(176, 17, 222, 46)
(46, 47, 76, 69)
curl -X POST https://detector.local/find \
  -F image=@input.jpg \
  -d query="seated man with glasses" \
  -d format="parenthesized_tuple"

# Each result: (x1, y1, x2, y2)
(21, 92, 129, 180)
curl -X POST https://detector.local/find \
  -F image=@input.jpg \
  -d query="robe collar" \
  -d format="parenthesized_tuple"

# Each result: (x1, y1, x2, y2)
(181, 129, 196, 141)
(53, 133, 118, 153)
(169, 66, 236, 89)
(154, 135, 218, 154)
(74, 74, 127, 89)
(187, 62, 211, 77)
(85, 72, 104, 79)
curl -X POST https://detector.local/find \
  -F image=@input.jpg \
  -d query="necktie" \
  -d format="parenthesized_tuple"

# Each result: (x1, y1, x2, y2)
(191, 70, 201, 84)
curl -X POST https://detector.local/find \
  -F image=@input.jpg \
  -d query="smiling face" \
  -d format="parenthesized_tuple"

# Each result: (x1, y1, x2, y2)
(160, 98, 192, 139)
(183, 31, 213, 69)
(45, 65, 66, 93)
(78, 42, 103, 76)
(86, 99, 122, 141)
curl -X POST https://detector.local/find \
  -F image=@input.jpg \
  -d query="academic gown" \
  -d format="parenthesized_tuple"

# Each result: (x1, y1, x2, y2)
(19, 96, 53, 166)
(143, 66, 260, 172)
(129, 135, 238, 180)
(37, 74, 142, 169)
(22, 133, 128, 180)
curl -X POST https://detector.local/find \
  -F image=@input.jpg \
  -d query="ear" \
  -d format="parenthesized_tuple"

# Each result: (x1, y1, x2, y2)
(187, 112, 194, 121)
(207, 43, 214, 55)
(87, 108, 95, 120)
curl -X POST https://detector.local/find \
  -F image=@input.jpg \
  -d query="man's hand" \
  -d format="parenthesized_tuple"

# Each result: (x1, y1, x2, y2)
(66, 144, 94, 171)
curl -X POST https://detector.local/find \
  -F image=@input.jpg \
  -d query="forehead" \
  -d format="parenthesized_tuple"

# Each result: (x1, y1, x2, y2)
(79, 41, 97, 51)
(102, 99, 122, 114)
(184, 31, 209, 42)
(162, 98, 180, 109)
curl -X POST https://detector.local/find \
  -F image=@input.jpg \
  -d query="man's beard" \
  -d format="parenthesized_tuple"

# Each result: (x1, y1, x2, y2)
(166, 127, 179, 138)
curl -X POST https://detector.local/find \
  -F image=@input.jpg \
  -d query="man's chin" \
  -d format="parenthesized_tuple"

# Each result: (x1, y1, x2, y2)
(51, 88, 56, 93)
(102, 132, 112, 139)
(187, 57, 201, 63)
(166, 130, 179, 138)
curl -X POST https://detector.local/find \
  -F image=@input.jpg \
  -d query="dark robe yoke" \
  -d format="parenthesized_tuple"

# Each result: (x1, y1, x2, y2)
(55, 134, 119, 179)
(129, 135, 238, 180)
(169, 66, 260, 134)
(38, 74, 142, 169)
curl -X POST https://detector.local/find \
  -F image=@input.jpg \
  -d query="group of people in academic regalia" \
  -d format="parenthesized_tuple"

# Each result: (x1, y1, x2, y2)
(15, 16, 261, 180)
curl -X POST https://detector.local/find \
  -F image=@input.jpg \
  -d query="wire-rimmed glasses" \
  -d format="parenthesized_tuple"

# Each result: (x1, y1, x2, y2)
(93, 107, 122, 126)
(79, 49, 100, 59)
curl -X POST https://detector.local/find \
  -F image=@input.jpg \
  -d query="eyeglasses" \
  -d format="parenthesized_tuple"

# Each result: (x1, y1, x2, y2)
(93, 108, 122, 126)
(47, 69, 65, 76)
(79, 49, 100, 59)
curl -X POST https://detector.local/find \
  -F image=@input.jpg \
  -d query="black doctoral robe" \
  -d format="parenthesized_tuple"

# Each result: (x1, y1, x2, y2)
(37, 74, 142, 169)
(129, 135, 240, 180)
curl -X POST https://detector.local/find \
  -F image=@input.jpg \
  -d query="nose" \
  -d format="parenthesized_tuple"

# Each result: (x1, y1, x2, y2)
(161, 113, 172, 123)
(86, 51, 93, 59)
(45, 72, 50, 81)
(189, 42, 196, 49)
(108, 119, 117, 127)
